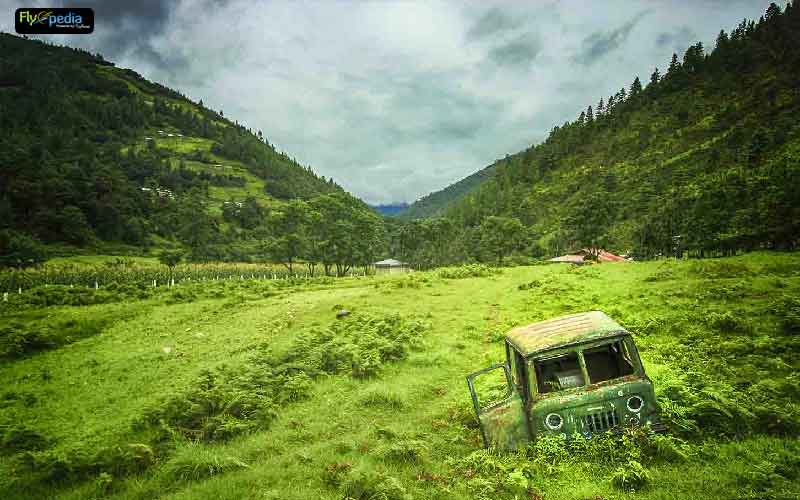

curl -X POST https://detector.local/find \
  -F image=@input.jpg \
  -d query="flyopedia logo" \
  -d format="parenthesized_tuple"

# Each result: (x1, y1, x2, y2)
(15, 7, 94, 34)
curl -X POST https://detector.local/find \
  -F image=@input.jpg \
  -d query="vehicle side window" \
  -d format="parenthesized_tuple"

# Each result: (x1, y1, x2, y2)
(583, 339, 635, 384)
(533, 352, 584, 393)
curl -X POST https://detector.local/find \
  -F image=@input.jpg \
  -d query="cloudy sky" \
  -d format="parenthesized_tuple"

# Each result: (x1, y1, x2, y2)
(2, 1, 775, 204)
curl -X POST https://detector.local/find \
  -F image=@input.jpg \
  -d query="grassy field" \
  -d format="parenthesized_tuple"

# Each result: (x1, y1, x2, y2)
(1, 253, 798, 499)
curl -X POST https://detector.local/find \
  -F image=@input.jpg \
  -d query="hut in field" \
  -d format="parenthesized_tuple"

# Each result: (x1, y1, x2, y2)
(549, 249, 626, 265)
(374, 258, 409, 275)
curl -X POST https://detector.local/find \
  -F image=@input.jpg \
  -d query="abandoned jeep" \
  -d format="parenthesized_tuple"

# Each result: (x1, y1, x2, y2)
(466, 311, 664, 450)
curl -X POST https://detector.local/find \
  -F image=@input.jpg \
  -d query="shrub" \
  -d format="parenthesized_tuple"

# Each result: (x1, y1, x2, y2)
(340, 468, 411, 500)
(144, 313, 426, 442)
(378, 439, 428, 463)
(0, 317, 110, 358)
(772, 297, 800, 336)
(0, 424, 50, 454)
(15, 443, 156, 484)
(322, 461, 352, 487)
(611, 460, 651, 491)
(517, 279, 541, 291)
(162, 443, 249, 482)
(140, 366, 279, 442)
(437, 264, 496, 279)
(359, 388, 405, 410)
(706, 311, 753, 333)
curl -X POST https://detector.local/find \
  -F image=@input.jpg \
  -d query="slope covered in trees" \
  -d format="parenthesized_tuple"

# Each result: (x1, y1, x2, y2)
(0, 33, 384, 266)
(401, 3, 800, 263)
(399, 163, 495, 219)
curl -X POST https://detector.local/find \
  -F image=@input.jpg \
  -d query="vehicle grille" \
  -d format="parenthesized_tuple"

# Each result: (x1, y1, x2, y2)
(582, 410, 619, 433)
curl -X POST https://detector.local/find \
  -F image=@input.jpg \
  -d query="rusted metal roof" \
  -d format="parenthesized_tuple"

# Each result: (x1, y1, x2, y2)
(505, 311, 627, 356)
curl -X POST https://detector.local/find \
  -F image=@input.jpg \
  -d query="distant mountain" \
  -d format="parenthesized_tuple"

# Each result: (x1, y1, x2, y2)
(370, 203, 409, 216)
(399, 165, 495, 219)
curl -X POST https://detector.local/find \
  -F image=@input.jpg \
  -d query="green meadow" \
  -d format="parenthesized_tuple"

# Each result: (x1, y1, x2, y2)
(1, 253, 798, 499)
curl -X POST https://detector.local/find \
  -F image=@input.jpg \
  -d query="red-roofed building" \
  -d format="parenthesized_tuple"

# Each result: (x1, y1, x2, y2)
(549, 249, 626, 264)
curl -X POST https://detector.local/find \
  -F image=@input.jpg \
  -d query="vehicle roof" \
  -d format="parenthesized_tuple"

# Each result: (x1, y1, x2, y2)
(505, 311, 628, 356)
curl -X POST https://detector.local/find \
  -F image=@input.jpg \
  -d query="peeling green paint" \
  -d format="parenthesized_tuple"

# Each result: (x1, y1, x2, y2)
(478, 393, 530, 450)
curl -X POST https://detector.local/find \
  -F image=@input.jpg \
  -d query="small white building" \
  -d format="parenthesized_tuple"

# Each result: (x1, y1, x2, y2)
(374, 258, 409, 275)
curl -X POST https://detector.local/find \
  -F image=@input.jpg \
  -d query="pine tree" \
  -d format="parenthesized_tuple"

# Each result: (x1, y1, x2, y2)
(649, 67, 660, 86)
(586, 105, 594, 123)
(668, 53, 680, 73)
(597, 98, 604, 116)
(629, 77, 643, 96)
(715, 30, 729, 51)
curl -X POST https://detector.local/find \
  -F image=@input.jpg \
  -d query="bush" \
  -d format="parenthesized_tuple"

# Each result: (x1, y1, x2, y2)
(16, 443, 155, 484)
(143, 313, 427, 442)
(0, 317, 108, 358)
(358, 388, 405, 410)
(140, 366, 279, 442)
(378, 439, 428, 463)
(706, 311, 753, 333)
(340, 468, 411, 500)
(0, 425, 50, 454)
(161, 443, 249, 482)
(611, 460, 651, 491)
(772, 297, 800, 336)
(437, 264, 496, 279)
(0, 230, 48, 269)
(321, 461, 352, 487)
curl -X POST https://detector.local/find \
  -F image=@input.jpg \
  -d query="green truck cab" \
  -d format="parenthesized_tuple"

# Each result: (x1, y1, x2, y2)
(466, 311, 664, 450)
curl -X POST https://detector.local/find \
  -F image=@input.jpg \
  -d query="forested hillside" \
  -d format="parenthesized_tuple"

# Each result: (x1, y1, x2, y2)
(398, 3, 800, 265)
(0, 33, 382, 266)
(399, 164, 494, 219)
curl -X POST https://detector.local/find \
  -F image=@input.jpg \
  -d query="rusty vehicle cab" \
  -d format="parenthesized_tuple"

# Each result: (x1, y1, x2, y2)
(466, 311, 664, 450)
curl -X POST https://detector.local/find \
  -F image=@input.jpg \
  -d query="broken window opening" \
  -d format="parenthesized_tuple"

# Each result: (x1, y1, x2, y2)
(583, 339, 635, 384)
(534, 351, 584, 393)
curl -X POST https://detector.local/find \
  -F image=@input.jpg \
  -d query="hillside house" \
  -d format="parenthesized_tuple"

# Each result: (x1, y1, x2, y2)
(549, 249, 626, 265)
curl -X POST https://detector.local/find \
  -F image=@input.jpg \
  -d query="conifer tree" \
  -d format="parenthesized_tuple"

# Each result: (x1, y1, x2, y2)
(630, 76, 642, 95)
(649, 67, 660, 86)
(668, 53, 680, 73)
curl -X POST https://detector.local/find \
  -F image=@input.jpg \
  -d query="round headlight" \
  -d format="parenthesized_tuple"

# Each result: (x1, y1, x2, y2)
(626, 395, 644, 413)
(545, 413, 563, 430)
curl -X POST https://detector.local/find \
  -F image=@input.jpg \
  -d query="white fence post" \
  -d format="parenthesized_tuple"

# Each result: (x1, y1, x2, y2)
(3, 292, 7, 302)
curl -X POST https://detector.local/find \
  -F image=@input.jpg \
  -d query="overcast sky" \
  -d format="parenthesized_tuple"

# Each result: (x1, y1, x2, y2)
(2, 1, 775, 204)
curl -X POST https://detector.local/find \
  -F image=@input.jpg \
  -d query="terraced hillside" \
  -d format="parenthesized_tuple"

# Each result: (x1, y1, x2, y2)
(0, 33, 349, 259)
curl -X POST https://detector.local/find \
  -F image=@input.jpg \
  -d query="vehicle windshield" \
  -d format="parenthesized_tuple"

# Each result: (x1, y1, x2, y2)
(532, 337, 638, 394)
(583, 338, 636, 384)
(534, 351, 584, 393)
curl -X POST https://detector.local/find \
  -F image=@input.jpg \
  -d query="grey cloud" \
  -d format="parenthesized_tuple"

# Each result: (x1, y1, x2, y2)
(79, 0, 174, 59)
(467, 7, 522, 40)
(0, 0, 777, 204)
(656, 26, 698, 48)
(488, 33, 541, 68)
(574, 10, 650, 65)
